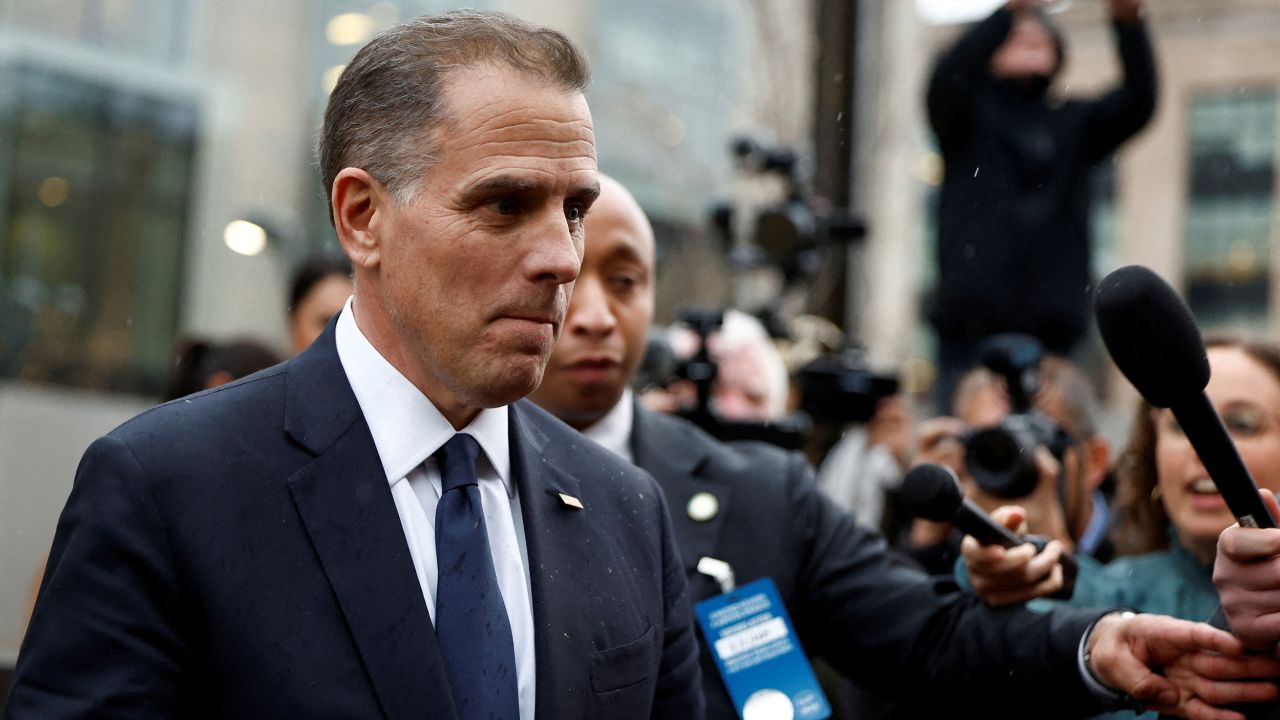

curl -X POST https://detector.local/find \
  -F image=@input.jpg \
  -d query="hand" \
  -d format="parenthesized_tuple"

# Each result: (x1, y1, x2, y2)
(1107, 0, 1143, 23)
(1214, 489, 1280, 652)
(962, 505, 1066, 606)
(1087, 612, 1280, 719)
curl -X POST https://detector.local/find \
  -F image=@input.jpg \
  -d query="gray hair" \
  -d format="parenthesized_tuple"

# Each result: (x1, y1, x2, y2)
(317, 10, 590, 216)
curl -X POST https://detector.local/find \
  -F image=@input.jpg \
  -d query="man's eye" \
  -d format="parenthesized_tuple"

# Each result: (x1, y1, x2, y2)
(494, 197, 520, 215)
(566, 204, 586, 223)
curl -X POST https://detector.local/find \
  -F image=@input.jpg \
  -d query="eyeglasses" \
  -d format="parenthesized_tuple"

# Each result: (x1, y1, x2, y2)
(1157, 402, 1280, 442)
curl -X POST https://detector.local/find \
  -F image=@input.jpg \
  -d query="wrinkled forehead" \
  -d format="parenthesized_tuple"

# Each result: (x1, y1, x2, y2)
(437, 63, 594, 141)
(409, 63, 597, 201)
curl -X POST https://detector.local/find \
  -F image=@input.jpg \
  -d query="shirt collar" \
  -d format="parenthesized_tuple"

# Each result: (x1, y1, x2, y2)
(582, 388, 635, 464)
(334, 299, 511, 493)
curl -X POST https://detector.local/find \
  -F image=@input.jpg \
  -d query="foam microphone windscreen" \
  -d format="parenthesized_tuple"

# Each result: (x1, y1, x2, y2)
(1095, 265, 1210, 408)
(901, 464, 963, 522)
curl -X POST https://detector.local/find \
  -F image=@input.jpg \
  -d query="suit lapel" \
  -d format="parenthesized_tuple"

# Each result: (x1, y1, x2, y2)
(284, 323, 453, 720)
(631, 406, 732, 583)
(510, 402, 592, 719)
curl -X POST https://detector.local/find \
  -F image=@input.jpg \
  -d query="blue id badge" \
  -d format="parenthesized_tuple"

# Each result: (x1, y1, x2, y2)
(694, 577, 831, 720)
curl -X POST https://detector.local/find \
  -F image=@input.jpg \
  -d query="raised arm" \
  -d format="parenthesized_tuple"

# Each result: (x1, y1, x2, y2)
(1080, 0, 1159, 160)
(927, 5, 1019, 147)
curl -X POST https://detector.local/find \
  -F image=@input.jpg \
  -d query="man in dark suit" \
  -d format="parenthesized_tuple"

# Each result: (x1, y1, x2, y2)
(528, 175, 1280, 720)
(5, 12, 700, 720)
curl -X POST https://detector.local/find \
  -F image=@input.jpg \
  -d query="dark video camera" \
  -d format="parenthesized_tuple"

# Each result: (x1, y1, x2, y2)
(637, 307, 809, 450)
(963, 334, 1072, 499)
(797, 348, 899, 426)
(710, 138, 866, 285)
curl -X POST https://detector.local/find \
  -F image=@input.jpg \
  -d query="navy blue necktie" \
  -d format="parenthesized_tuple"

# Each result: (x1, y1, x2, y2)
(434, 433, 520, 720)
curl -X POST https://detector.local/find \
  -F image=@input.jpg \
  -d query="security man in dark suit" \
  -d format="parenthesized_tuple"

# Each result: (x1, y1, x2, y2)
(5, 13, 700, 720)
(528, 175, 1280, 720)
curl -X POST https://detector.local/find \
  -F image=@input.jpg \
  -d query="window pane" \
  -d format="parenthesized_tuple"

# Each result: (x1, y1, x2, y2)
(0, 63, 197, 395)
(1184, 89, 1276, 330)
(0, 0, 189, 64)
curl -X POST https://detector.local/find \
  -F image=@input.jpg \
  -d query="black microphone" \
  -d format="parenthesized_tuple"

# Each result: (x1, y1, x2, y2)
(902, 463, 1022, 547)
(902, 463, 1079, 596)
(1095, 265, 1277, 530)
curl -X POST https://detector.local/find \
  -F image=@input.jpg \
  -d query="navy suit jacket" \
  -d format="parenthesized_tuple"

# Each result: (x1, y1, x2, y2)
(632, 405, 1112, 720)
(5, 326, 702, 720)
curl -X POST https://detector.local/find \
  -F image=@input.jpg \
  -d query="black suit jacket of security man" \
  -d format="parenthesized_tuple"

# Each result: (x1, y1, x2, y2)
(631, 404, 1113, 720)
(5, 323, 702, 720)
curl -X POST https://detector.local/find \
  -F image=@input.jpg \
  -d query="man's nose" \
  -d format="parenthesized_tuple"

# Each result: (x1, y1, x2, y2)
(526, 210, 582, 285)
(567, 277, 616, 337)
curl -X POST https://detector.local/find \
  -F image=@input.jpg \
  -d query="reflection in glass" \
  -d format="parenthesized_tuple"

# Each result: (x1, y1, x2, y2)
(0, 63, 197, 395)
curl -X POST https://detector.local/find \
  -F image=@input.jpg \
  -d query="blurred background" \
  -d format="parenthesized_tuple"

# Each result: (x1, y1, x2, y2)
(1, 0, 1279, 682)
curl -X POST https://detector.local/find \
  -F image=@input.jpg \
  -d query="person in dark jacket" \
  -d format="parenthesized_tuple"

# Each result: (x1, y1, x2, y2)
(927, 0, 1156, 411)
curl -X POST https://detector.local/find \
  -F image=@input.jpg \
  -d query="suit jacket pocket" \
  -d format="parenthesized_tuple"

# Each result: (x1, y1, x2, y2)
(589, 623, 658, 693)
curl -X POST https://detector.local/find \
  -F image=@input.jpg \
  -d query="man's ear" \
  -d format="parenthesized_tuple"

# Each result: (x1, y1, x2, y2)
(1084, 435, 1112, 492)
(332, 168, 389, 270)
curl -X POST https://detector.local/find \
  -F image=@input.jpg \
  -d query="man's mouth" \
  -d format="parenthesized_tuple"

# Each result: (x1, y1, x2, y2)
(562, 355, 622, 382)
(568, 356, 619, 369)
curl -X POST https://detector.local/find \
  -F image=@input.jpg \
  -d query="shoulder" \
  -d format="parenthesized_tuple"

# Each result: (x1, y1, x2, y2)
(115, 363, 287, 436)
(723, 439, 807, 480)
(1068, 551, 1191, 612)
(637, 407, 807, 486)
(513, 399, 662, 497)
(100, 362, 291, 472)
(1095, 551, 1180, 578)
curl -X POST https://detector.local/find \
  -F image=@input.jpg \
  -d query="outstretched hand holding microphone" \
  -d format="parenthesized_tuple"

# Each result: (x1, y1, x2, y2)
(903, 461, 1078, 605)
(902, 462, 1280, 718)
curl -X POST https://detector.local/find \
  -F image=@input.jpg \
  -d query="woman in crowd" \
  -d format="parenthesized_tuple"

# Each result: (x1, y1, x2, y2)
(964, 334, 1280, 717)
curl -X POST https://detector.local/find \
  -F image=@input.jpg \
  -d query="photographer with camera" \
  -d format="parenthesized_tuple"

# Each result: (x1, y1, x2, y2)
(800, 343, 911, 534)
(904, 336, 1114, 577)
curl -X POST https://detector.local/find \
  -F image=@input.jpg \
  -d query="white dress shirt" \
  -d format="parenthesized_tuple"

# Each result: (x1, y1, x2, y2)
(581, 388, 635, 463)
(335, 301, 536, 719)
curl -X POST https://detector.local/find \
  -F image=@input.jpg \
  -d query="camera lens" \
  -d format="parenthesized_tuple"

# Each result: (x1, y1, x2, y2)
(965, 426, 1040, 498)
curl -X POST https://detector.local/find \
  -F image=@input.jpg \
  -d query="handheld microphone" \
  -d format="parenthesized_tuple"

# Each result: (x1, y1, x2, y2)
(902, 463, 1079, 596)
(902, 463, 1022, 547)
(1095, 265, 1277, 530)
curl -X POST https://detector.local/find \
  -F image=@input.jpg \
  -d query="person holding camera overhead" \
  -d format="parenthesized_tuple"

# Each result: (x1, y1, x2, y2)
(529, 175, 1280, 720)
(927, 0, 1156, 412)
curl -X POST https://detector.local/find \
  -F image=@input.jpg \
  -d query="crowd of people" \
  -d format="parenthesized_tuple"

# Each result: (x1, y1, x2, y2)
(12, 1, 1280, 720)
